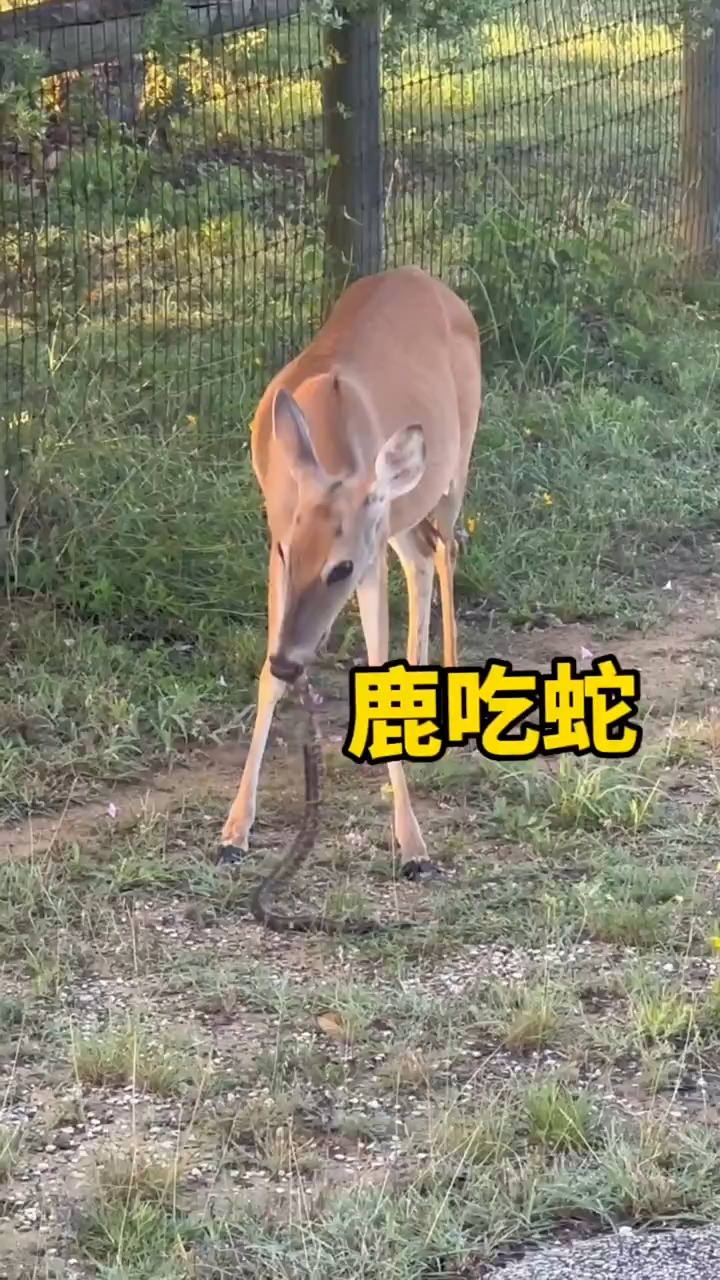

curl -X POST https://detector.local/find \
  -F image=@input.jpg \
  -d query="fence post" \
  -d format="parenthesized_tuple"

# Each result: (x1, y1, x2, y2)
(321, 4, 384, 314)
(0, 438, 6, 583)
(680, 0, 720, 266)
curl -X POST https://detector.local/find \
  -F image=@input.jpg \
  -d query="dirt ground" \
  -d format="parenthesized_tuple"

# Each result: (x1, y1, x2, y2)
(3, 575, 717, 863)
(3, 572, 720, 1278)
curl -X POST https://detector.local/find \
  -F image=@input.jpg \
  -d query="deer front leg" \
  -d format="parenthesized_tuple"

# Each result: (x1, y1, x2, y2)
(354, 547, 441, 881)
(219, 544, 286, 864)
(390, 527, 434, 667)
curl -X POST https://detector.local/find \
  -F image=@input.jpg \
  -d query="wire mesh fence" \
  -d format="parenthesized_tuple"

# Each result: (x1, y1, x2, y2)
(0, 0, 699, 490)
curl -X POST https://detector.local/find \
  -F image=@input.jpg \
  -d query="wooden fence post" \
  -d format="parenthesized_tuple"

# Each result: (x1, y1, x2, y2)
(680, 0, 720, 267)
(321, 4, 384, 314)
(0, 436, 7, 584)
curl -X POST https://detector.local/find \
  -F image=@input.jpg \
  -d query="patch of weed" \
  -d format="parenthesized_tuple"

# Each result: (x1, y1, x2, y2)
(74, 1149, 203, 1276)
(70, 1015, 212, 1097)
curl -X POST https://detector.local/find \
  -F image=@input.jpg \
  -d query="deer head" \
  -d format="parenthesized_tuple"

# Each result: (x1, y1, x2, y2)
(268, 386, 426, 683)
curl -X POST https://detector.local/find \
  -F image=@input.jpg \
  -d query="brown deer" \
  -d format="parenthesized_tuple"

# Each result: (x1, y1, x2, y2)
(220, 265, 482, 879)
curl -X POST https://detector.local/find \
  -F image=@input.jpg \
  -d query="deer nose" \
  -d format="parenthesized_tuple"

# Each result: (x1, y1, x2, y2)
(269, 653, 304, 684)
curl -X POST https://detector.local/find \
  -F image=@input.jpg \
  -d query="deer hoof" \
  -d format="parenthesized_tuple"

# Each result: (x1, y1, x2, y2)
(217, 844, 247, 867)
(400, 858, 445, 882)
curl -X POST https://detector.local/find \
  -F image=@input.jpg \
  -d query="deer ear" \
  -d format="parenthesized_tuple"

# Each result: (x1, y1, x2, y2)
(373, 424, 426, 500)
(272, 388, 325, 482)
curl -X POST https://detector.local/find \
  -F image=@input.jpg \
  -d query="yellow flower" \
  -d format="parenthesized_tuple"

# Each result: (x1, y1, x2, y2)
(186, 414, 197, 427)
(466, 516, 477, 535)
(543, 492, 553, 507)
(710, 936, 720, 951)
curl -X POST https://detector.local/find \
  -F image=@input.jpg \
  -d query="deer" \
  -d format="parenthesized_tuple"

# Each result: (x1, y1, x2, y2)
(219, 264, 483, 882)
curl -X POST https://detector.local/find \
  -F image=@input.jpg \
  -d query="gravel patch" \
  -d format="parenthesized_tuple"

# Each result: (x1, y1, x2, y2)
(490, 1225, 720, 1278)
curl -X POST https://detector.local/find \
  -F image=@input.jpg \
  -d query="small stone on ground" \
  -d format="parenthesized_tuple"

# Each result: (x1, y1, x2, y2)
(489, 1225, 720, 1278)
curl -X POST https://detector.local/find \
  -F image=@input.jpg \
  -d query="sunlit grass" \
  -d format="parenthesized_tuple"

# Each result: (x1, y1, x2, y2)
(1, 3, 684, 473)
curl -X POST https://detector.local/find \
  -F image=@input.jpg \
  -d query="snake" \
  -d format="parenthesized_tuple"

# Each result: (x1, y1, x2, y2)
(248, 673, 416, 936)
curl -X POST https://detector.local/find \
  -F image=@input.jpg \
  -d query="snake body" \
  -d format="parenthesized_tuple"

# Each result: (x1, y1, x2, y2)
(248, 675, 414, 936)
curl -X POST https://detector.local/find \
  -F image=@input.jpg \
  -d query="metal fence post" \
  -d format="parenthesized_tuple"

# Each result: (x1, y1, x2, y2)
(680, 0, 720, 266)
(321, 4, 384, 315)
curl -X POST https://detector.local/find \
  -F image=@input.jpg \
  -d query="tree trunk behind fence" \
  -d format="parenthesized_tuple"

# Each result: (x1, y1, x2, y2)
(321, 6, 384, 316)
(680, 1, 720, 267)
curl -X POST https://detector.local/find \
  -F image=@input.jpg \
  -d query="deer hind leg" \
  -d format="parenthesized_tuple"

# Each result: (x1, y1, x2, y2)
(435, 336, 482, 672)
(219, 544, 287, 863)
(431, 488, 463, 670)
(354, 545, 439, 880)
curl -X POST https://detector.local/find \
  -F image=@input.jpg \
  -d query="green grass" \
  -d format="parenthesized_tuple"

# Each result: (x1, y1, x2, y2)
(3, 5, 720, 1276)
(1, 722, 720, 1275)
(69, 1015, 213, 1097)
(74, 1149, 204, 1275)
(0, 2, 708, 833)
(0, 3, 685, 447)
(4, 282, 720, 819)
(0, 1126, 22, 1181)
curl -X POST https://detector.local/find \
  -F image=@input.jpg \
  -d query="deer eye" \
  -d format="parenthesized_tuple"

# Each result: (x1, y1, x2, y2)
(326, 560, 353, 586)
